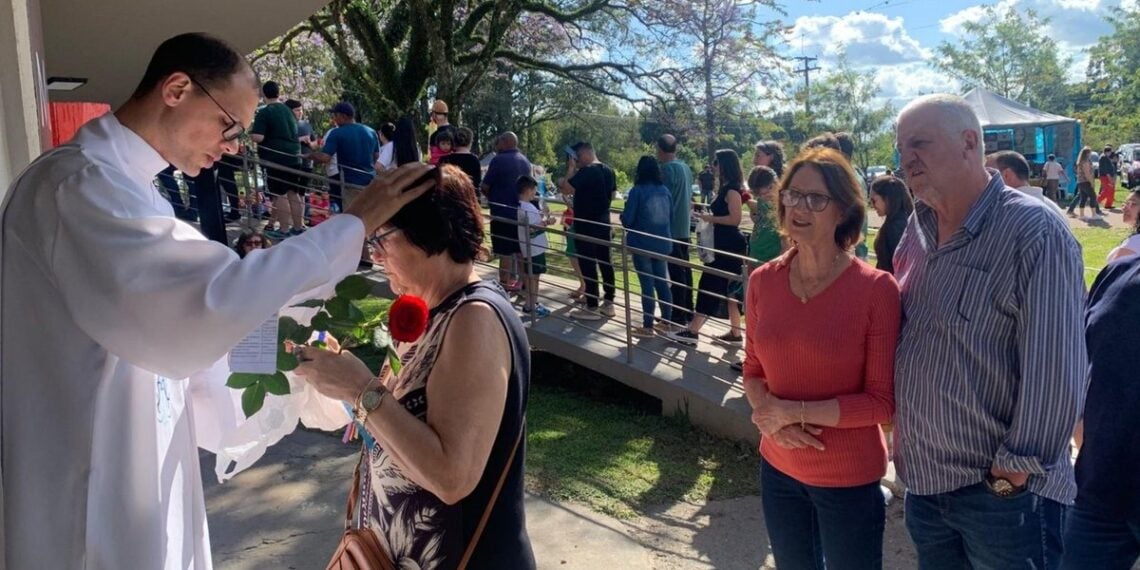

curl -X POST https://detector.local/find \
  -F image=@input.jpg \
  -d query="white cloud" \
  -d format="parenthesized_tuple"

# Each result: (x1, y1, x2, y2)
(788, 11, 931, 66)
(940, 0, 1117, 45)
(872, 63, 960, 106)
(939, 1, 1018, 35)
(1055, 0, 1102, 10)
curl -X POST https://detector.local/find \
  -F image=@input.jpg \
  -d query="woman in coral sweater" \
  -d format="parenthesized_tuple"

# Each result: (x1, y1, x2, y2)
(743, 147, 901, 570)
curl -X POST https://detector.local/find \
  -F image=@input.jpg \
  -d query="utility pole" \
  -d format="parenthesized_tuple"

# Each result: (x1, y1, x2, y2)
(792, 56, 820, 115)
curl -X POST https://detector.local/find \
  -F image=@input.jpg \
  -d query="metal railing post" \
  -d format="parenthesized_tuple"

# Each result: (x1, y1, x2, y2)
(620, 230, 633, 363)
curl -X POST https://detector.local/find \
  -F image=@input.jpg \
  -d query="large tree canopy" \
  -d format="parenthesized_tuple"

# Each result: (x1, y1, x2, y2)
(933, 5, 1069, 113)
(268, 0, 640, 120)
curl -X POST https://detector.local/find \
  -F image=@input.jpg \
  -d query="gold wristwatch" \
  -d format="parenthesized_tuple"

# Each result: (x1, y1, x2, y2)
(354, 388, 388, 424)
(985, 475, 1025, 498)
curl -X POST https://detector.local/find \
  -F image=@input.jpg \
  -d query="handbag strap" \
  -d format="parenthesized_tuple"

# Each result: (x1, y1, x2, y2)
(457, 423, 524, 570)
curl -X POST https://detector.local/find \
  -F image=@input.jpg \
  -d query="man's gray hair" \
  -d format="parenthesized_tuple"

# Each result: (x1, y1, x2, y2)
(900, 94, 984, 158)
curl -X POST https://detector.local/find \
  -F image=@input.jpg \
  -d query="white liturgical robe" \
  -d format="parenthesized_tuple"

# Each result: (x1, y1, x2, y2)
(0, 114, 366, 569)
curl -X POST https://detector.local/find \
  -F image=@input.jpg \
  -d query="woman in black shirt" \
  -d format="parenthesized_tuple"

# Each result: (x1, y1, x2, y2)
(869, 176, 913, 274)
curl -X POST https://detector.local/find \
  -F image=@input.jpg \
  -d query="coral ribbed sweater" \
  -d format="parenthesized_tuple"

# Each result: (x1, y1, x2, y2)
(743, 258, 901, 487)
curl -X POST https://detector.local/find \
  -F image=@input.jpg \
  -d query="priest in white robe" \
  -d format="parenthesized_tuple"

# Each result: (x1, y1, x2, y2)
(0, 32, 433, 569)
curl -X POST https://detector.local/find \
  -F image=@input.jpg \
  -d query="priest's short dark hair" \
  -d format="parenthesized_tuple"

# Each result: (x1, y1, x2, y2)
(131, 32, 257, 100)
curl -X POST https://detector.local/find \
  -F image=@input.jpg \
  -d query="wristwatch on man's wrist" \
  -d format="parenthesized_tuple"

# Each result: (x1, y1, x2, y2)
(985, 475, 1025, 498)
(354, 388, 388, 424)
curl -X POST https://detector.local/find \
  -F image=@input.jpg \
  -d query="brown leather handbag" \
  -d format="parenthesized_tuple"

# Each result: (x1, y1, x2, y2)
(326, 428, 523, 570)
(325, 455, 394, 570)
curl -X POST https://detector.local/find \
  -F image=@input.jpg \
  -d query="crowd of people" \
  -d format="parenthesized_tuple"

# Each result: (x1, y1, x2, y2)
(3, 31, 1140, 570)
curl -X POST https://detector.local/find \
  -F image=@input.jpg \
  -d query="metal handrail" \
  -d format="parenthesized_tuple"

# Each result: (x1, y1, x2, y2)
(153, 155, 810, 380)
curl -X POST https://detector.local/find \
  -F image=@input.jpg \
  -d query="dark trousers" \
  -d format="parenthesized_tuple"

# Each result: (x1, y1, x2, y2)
(905, 483, 1065, 570)
(574, 231, 615, 310)
(216, 158, 242, 222)
(1061, 503, 1140, 569)
(327, 177, 344, 213)
(1068, 181, 1102, 214)
(668, 241, 694, 325)
(187, 167, 228, 246)
(760, 459, 885, 570)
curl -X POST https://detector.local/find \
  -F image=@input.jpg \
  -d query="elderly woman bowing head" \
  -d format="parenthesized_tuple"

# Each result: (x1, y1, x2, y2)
(294, 164, 535, 569)
(742, 147, 901, 570)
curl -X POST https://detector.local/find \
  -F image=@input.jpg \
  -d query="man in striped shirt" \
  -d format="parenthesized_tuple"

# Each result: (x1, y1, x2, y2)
(892, 94, 1087, 569)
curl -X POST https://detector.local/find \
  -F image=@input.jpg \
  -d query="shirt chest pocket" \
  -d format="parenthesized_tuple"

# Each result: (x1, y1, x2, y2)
(942, 264, 992, 326)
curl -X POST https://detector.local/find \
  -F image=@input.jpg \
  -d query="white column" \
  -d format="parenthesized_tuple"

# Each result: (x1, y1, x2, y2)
(0, 0, 48, 193)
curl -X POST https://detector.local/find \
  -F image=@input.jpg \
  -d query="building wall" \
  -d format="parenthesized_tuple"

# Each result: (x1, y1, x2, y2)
(0, 0, 48, 193)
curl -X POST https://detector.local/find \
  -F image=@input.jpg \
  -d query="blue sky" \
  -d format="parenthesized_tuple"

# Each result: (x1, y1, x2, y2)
(777, 0, 1130, 106)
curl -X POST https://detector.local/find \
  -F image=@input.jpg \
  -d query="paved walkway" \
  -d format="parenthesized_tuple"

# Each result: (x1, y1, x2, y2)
(203, 429, 653, 569)
(203, 428, 922, 569)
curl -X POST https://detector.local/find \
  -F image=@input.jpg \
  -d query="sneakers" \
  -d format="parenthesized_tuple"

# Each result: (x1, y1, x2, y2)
(730, 360, 743, 373)
(264, 229, 287, 240)
(653, 321, 678, 335)
(569, 308, 603, 321)
(668, 330, 699, 346)
(523, 304, 551, 317)
(714, 332, 743, 345)
(289, 227, 307, 236)
(631, 326, 656, 338)
(600, 301, 616, 317)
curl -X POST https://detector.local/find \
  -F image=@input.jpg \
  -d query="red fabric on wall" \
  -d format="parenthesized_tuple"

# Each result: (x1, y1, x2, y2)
(49, 102, 111, 147)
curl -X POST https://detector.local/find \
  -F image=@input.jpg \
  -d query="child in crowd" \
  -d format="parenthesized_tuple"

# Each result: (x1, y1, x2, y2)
(729, 166, 784, 372)
(517, 176, 551, 317)
(435, 130, 455, 162)
(308, 190, 331, 225)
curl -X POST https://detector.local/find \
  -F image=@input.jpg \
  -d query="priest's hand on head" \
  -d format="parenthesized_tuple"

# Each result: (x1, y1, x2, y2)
(293, 344, 374, 404)
(345, 163, 436, 234)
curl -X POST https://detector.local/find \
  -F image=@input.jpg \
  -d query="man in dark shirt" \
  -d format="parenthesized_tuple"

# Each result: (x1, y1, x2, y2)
(558, 141, 617, 320)
(438, 126, 482, 190)
(250, 81, 304, 235)
(1098, 146, 1118, 209)
(697, 164, 715, 204)
(480, 131, 531, 287)
(1061, 257, 1140, 569)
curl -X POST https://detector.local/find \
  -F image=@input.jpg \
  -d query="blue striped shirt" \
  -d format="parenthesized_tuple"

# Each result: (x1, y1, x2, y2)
(893, 171, 1087, 505)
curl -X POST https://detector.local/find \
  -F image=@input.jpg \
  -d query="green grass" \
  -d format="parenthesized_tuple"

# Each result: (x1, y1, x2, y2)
(525, 379, 757, 519)
(1073, 226, 1128, 287)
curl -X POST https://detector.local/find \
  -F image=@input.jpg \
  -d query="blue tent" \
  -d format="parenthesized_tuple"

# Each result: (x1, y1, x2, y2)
(963, 88, 1082, 195)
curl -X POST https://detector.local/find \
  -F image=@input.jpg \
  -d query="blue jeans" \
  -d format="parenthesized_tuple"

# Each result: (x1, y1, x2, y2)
(1060, 504, 1140, 569)
(760, 459, 885, 570)
(905, 483, 1065, 570)
(632, 254, 671, 328)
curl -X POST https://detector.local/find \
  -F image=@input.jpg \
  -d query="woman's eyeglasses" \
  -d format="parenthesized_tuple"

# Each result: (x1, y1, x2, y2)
(246, 240, 263, 247)
(780, 189, 833, 213)
(366, 227, 401, 255)
(189, 77, 245, 142)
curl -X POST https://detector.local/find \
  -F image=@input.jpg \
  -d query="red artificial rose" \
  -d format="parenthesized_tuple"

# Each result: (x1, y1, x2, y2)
(388, 295, 429, 342)
(740, 191, 753, 203)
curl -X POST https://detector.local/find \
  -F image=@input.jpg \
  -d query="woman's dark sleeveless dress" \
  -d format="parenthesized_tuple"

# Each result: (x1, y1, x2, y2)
(356, 280, 535, 569)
